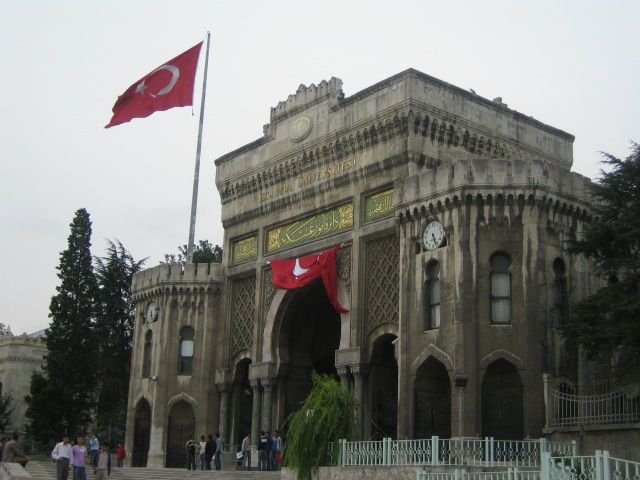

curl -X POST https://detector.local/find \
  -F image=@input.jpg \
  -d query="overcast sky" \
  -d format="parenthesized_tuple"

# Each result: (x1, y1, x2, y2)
(2, 1, 639, 335)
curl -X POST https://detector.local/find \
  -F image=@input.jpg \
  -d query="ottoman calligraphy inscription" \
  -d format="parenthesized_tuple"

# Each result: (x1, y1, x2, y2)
(267, 204, 353, 253)
(232, 236, 258, 264)
(364, 189, 394, 223)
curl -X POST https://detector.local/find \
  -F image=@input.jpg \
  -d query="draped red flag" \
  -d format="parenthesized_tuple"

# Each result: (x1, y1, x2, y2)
(105, 42, 203, 128)
(270, 246, 349, 314)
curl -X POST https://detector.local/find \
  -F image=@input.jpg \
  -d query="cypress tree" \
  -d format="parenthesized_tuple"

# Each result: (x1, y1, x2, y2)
(562, 142, 640, 381)
(27, 208, 99, 442)
(93, 239, 145, 442)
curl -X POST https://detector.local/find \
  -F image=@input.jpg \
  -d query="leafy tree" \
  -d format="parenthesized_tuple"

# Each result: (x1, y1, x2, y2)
(93, 239, 146, 443)
(0, 393, 14, 432)
(26, 208, 99, 443)
(283, 372, 358, 480)
(0, 323, 6, 335)
(162, 239, 223, 264)
(561, 142, 640, 381)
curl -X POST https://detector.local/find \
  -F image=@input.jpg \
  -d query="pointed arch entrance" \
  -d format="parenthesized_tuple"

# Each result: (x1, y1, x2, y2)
(165, 400, 195, 468)
(414, 357, 451, 438)
(369, 334, 398, 439)
(278, 280, 342, 420)
(132, 398, 151, 467)
(481, 359, 524, 440)
(232, 358, 253, 445)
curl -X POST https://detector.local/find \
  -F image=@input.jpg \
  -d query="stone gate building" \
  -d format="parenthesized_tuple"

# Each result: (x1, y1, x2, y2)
(125, 69, 594, 468)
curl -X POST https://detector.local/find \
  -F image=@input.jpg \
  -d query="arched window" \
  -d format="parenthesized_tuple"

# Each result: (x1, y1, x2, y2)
(425, 262, 441, 329)
(179, 326, 195, 375)
(491, 253, 511, 324)
(553, 258, 568, 327)
(143, 330, 153, 378)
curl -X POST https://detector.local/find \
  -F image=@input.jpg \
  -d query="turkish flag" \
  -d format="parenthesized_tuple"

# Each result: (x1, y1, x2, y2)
(105, 42, 203, 128)
(270, 246, 349, 314)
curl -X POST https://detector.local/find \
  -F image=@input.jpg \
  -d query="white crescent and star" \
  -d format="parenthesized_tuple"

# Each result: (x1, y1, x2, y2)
(293, 258, 310, 277)
(135, 64, 180, 97)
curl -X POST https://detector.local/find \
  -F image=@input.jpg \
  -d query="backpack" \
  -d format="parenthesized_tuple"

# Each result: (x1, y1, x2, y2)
(188, 442, 196, 454)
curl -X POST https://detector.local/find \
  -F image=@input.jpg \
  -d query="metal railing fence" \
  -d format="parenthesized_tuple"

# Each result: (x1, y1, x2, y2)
(544, 375, 640, 428)
(330, 437, 576, 467)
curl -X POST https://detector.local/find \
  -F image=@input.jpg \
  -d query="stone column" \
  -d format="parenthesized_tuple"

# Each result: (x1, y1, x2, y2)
(250, 379, 262, 448)
(261, 378, 277, 433)
(337, 366, 352, 392)
(351, 364, 365, 440)
(217, 383, 233, 447)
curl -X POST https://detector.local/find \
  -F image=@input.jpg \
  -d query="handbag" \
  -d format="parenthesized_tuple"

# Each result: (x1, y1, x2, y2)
(276, 452, 283, 463)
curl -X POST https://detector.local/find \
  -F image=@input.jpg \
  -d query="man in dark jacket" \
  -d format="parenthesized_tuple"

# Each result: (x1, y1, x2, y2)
(204, 434, 214, 470)
(91, 442, 111, 480)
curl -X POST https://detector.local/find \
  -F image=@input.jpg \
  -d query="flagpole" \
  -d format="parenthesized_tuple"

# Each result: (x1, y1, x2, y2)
(187, 32, 211, 264)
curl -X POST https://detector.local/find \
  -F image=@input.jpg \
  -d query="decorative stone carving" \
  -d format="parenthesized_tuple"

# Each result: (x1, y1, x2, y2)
(231, 275, 256, 356)
(264, 269, 277, 312)
(365, 233, 400, 332)
(336, 247, 352, 288)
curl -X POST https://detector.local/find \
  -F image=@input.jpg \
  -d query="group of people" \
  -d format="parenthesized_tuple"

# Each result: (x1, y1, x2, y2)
(185, 432, 222, 471)
(250, 430, 282, 471)
(51, 434, 126, 480)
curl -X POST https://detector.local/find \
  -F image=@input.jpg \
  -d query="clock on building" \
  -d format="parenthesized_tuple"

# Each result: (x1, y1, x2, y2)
(145, 302, 158, 323)
(422, 220, 445, 250)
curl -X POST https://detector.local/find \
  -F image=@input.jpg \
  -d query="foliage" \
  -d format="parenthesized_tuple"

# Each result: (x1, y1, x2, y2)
(162, 239, 222, 264)
(93, 239, 145, 442)
(0, 393, 14, 432)
(25, 372, 67, 447)
(561, 142, 640, 381)
(32, 208, 99, 441)
(25, 210, 144, 446)
(283, 372, 358, 480)
(0, 323, 6, 335)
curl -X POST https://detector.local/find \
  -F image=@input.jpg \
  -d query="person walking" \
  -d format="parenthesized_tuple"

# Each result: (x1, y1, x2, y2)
(272, 430, 282, 470)
(241, 433, 251, 470)
(213, 433, 223, 471)
(89, 435, 99, 464)
(257, 431, 267, 471)
(92, 442, 111, 480)
(115, 444, 126, 468)
(185, 435, 198, 470)
(51, 434, 72, 480)
(204, 434, 214, 470)
(71, 436, 89, 480)
(199, 435, 206, 470)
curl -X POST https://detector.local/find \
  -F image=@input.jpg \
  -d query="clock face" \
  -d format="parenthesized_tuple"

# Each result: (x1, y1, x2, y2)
(146, 303, 157, 323)
(423, 220, 444, 250)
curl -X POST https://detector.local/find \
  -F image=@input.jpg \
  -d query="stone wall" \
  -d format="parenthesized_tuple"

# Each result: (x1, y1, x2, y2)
(0, 333, 46, 435)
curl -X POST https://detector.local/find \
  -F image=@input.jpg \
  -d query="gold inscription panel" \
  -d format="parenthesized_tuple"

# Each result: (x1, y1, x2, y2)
(232, 236, 258, 264)
(267, 204, 353, 253)
(364, 188, 394, 223)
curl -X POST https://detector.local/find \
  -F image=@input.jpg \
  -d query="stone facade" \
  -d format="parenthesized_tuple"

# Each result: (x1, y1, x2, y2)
(126, 69, 600, 467)
(0, 331, 47, 435)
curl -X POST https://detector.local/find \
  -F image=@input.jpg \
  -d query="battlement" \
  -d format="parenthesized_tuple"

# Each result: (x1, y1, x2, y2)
(270, 77, 343, 124)
(131, 262, 225, 294)
(0, 332, 46, 345)
(399, 158, 593, 218)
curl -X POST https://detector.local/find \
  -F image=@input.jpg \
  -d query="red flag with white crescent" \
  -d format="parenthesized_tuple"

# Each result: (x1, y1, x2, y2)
(105, 42, 203, 128)
(270, 246, 348, 314)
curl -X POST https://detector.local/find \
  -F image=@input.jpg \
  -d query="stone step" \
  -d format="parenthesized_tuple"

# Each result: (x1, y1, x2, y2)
(25, 461, 281, 480)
